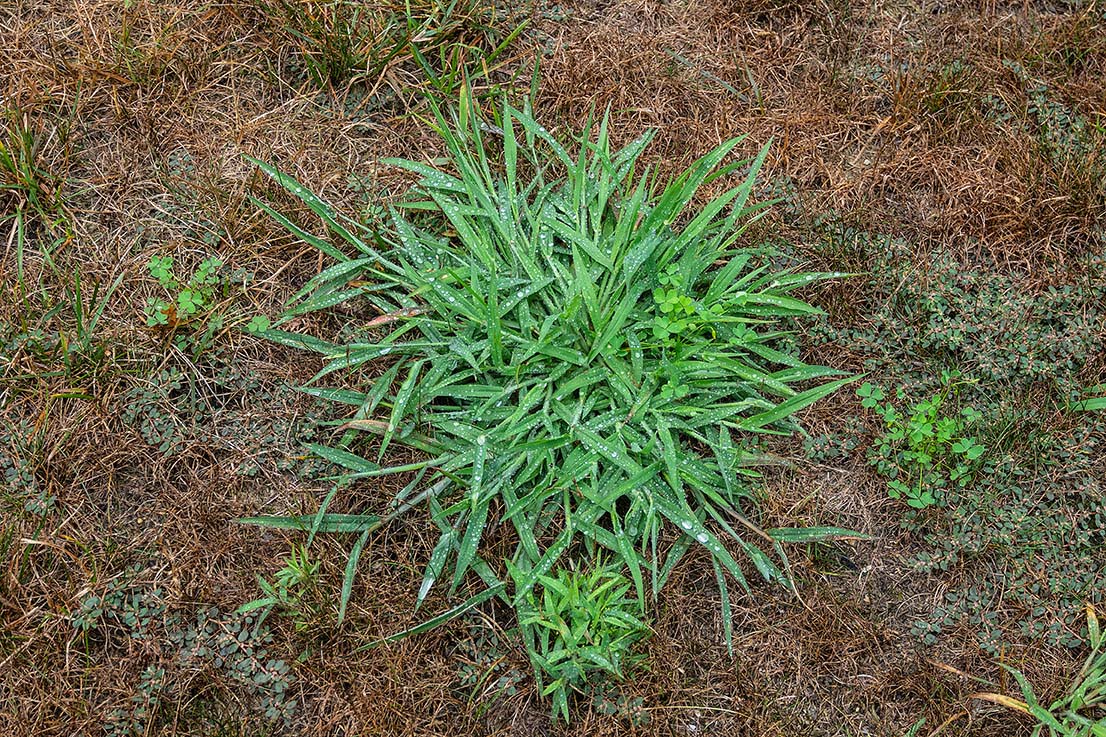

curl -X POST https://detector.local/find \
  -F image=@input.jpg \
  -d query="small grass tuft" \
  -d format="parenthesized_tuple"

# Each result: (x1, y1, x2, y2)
(257, 0, 527, 95)
(975, 605, 1106, 736)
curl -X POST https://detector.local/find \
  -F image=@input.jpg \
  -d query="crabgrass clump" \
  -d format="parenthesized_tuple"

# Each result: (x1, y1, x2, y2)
(521, 564, 651, 721)
(249, 93, 856, 718)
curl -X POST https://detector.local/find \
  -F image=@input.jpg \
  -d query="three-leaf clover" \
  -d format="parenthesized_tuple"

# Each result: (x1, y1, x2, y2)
(951, 438, 985, 461)
(246, 315, 271, 334)
(177, 289, 202, 316)
(653, 288, 695, 316)
(145, 298, 170, 326)
(659, 380, 691, 401)
(857, 382, 886, 409)
(148, 255, 177, 290)
(657, 263, 682, 287)
(653, 316, 692, 339)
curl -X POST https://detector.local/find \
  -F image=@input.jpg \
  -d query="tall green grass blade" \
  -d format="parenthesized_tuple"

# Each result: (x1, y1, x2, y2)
(237, 514, 380, 533)
(367, 582, 507, 647)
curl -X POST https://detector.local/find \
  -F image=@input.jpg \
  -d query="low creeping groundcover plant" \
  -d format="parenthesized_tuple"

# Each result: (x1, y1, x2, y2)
(245, 90, 859, 719)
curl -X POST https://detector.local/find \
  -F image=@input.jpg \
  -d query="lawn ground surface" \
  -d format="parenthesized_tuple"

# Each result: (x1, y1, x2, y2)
(1, 0, 1104, 735)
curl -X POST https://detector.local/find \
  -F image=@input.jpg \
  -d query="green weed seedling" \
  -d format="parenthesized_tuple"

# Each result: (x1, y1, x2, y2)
(902, 717, 927, 737)
(245, 315, 271, 334)
(52, 267, 124, 381)
(71, 569, 167, 641)
(858, 370, 987, 508)
(144, 254, 244, 356)
(145, 254, 223, 327)
(1, 107, 69, 235)
(516, 564, 651, 722)
(260, 0, 370, 87)
(239, 543, 323, 631)
(144, 255, 270, 354)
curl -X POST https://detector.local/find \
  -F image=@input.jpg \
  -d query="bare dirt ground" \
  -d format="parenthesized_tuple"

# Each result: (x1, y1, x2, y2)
(1, 0, 1103, 735)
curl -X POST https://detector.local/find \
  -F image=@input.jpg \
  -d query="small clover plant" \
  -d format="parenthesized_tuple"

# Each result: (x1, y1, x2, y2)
(144, 255, 271, 355)
(858, 370, 987, 508)
(144, 255, 224, 327)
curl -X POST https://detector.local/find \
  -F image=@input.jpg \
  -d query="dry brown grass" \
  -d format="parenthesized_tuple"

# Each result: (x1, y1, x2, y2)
(1, 0, 1102, 734)
(539, 0, 1105, 269)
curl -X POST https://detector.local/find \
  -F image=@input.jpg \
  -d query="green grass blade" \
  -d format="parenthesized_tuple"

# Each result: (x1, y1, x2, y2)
(237, 514, 380, 533)
(366, 582, 507, 648)
(736, 376, 859, 431)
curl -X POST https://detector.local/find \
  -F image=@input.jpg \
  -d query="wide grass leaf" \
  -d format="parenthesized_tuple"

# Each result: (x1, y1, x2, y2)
(249, 93, 857, 721)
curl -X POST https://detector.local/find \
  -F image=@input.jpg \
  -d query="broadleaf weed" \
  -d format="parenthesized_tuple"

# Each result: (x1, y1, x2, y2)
(858, 371, 988, 509)
(144, 255, 225, 328)
(143, 254, 266, 357)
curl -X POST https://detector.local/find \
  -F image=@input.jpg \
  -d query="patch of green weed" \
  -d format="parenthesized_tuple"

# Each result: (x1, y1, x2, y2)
(248, 93, 858, 718)
(521, 564, 651, 721)
(454, 619, 526, 714)
(104, 664, 166, 737)
(857, 371, 987, 509)
(810, 233, 1105, 397)
(120, 357, 330, 472)
(0, 419, 56, 519)
(908, 412, 1105, 653)
(144, 254, 244, 357)
(259, 0, 525, 96)
(803, 222, 1105, 653)
(975, 605, 1106, 736)
(72, 567, 298, 730)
